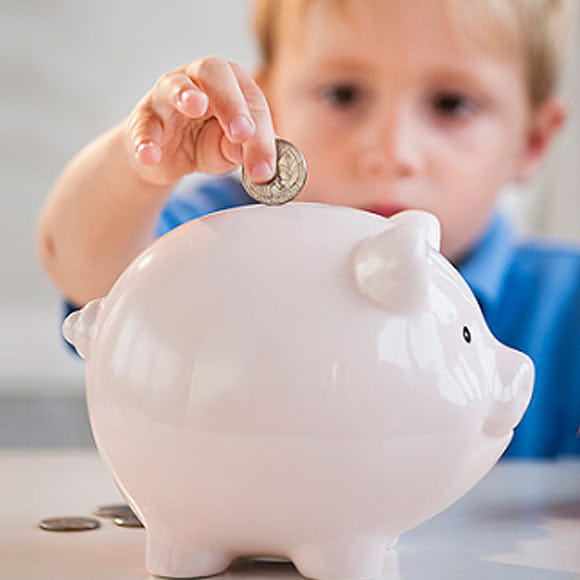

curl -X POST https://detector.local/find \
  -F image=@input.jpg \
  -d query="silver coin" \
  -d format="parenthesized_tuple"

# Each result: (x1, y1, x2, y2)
(113, 513, 144, 528)
(242, 138, 307, 205)
(93, 503, 134, 519)
(39, 516, 101, 532)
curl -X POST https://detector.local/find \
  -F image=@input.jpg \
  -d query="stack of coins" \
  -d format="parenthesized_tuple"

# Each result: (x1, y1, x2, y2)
(241, 138, 307, 205)
(38, 503, 143, 532)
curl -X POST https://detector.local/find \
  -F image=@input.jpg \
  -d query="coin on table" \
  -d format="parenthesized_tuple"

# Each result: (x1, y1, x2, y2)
(93, 503, 134, 519)
(113, 513, 144, 528)
(241, 138, 307, 205)
(39, 516, 101, 532)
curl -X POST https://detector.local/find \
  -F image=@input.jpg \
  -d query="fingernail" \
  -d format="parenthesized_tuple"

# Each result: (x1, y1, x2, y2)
(229, 115, 254, 138)
(135, 141, 153, 154)
(180, 89, 197, 101)
(178, 89, 198, 106)
(251, 161, 274, 181)
(135, 141, 160, 165)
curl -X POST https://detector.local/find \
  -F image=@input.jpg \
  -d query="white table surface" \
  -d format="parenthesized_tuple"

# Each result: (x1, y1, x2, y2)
(1, 450, 579, 580)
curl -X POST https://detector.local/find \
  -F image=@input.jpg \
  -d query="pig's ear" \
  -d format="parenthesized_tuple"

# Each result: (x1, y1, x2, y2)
(389, 209, 441, 251)
(353, 210, 441, 311)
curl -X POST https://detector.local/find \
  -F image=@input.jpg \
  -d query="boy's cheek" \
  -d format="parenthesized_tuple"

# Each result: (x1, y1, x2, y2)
(429, 118, 503, 153)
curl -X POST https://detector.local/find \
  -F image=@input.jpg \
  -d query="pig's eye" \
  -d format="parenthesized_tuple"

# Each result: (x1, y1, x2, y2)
(462, 326, 472, 343)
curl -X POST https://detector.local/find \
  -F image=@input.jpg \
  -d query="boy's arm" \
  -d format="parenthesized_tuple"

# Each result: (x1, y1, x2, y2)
(37, 122, 172, 306)
(37, 58, 276, 307)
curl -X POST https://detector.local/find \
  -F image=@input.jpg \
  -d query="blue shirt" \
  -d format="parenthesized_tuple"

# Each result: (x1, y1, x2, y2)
(459, 210, 580, 458)
(65, 175, 580, 458)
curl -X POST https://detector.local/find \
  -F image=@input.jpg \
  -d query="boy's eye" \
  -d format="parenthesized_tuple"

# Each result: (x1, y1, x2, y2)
(431, 92, 477, 118)
(322, 83, 362, 108)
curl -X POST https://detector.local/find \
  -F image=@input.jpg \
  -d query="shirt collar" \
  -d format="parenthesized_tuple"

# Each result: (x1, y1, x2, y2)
(456, 211, 515, 313)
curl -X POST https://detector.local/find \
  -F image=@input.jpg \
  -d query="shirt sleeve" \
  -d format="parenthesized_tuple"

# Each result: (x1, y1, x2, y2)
(156, 173, 255, 237)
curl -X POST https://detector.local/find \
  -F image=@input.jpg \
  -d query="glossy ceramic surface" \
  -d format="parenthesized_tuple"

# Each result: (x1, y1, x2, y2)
(63, 203, 534, 580)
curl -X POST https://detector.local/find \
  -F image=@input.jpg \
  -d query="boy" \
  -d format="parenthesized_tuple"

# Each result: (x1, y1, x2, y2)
(38, 0, 579, 457)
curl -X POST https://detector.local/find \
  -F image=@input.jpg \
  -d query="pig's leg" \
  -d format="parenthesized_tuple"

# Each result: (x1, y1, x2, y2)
(146, 532, 234, 577)
(290, 535, 393, 580)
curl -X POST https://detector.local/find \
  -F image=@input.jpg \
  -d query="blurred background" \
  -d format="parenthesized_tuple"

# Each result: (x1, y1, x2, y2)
(2, 1, 579, 448)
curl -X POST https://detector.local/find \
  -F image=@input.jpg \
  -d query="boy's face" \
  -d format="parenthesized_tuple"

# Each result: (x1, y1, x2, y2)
(260, 0, 544, 261)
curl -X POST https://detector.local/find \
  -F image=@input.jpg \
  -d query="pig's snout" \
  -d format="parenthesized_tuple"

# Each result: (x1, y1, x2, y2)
(484, 348, 534, 437)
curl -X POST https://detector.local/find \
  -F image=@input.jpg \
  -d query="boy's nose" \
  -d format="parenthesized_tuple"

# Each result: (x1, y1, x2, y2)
(355, 111, 424, 180)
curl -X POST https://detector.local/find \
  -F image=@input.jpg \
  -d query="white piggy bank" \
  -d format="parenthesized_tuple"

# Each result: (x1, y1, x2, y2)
(64, 204, 533, 580)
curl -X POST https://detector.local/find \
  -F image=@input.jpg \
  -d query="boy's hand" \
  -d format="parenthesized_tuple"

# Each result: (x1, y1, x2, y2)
(126, 58, 276, 186)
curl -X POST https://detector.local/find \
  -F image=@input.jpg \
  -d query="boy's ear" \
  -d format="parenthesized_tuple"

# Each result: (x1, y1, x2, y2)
(512, 96, 567, 182)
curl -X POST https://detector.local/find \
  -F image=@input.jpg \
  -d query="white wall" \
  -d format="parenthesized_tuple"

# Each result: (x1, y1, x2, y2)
(2, 1, 579, 398)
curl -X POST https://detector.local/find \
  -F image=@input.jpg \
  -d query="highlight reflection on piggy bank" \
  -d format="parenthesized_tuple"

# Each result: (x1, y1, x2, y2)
(64, 204, 533, 580)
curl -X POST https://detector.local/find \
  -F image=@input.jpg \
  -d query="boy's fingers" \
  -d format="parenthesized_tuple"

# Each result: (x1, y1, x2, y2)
(193, 117, 242, 174)
(135, 59, 272, 175)
(151, 72, 209, 122)
(230, 63, 277, 183)
(128, 106, 163, 166)
(185, 57, 256, 144)
(220, 136, 243, 166)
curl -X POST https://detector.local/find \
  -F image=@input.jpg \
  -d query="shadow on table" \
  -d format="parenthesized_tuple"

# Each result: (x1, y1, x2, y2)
(145, 552, 401, 580)
(145, 551, 575, 580)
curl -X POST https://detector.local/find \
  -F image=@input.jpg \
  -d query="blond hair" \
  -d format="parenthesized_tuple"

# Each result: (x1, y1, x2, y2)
(253, 0, 576, 108)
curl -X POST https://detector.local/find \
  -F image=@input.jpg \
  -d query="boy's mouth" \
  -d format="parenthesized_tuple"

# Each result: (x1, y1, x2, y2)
(363, 204, 408, 219)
